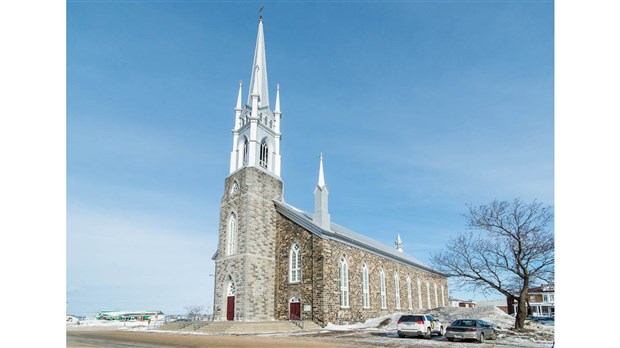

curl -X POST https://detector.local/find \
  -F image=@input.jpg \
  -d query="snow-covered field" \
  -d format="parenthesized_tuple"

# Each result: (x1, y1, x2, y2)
(67, 306, 554, 347)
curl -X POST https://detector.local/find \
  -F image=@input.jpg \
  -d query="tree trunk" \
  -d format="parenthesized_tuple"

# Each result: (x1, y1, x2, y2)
(515, 281, 529, 329)
(506, 295, 516, 315)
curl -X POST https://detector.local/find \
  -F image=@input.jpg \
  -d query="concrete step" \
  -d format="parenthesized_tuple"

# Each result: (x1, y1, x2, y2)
(158, 320, 318, 333)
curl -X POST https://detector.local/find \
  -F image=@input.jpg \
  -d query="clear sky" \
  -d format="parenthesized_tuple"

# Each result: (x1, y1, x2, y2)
(66, 1, 553, 316)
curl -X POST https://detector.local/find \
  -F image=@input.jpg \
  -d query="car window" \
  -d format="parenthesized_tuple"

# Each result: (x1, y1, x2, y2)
(399, 315, 414, 321)
(458, 320, 476, 327)
(427, 315, 435, 321)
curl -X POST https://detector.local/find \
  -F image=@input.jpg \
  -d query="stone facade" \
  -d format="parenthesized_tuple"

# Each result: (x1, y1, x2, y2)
(213, 166, 283, 321)
(274, 214, 448, 326)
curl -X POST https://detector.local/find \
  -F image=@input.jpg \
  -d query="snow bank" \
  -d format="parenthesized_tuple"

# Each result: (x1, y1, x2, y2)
(66, 317, 166, 330)
(324, 312, 402, 331)
(427, 306, 515, 329)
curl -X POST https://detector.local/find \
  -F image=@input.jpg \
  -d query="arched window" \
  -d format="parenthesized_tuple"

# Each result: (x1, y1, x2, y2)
(362, 263, 370, 308)
(394, 272, 401, 310)
(441, 285, 446, 307)
(289, 244, 301, 283)
(339, 257, 349, 308)
(407, 276, 413, 310)
(379, 268, 386, 309)
(243, 139, 249, 166)
(230, 181, 240, 195)
(227, 213, 237, 255)
(426, 280, 431, 309)
(417, 277, 422, 309)
(227, 276, 236, 296)
(259, 139, 269, 169)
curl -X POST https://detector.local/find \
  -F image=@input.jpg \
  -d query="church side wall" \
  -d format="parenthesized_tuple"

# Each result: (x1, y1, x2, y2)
(274, 214, 326, 324)
(322, 239, 448, 325)
(275, 213, 449, 327)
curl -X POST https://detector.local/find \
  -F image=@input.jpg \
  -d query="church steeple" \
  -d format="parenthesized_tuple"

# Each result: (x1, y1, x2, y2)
(247, 17, 269, 108)
(313, 153, 331, 230)
(228, 16, 282, 177)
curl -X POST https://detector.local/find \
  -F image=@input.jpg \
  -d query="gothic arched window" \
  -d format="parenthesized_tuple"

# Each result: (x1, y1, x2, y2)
(243, 139, 249, 166)
(259, 139, 269, 169)
(394, 272, 401, 310)
(379, 268, 387, 309)
(230, 181, 240, 195)
(339, 257, 349, 308)
(426, 280, 432, 309)
(227, 213, 237, 256)
(362, 262, 370, 308)
(289, 243, 301, 283)
(407, 276, 413, 310)
(417, 277, 423, 309)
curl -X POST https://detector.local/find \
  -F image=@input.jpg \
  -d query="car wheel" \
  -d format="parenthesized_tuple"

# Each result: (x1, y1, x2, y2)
(398, 332, 405, 338)
(438, 326, 445, 336)
(479, 333, 485, 343)
(447, 337, 455, 342)
(491, 331, 497, 340)
(425, 327, 432, 339)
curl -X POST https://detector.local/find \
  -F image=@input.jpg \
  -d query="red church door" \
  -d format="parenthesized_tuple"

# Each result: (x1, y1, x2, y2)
(289, 302, 301, 320)
(227, 296, 235, 321)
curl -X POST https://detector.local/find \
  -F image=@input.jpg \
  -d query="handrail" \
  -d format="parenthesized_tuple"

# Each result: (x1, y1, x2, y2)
(290, 314, 304, 329)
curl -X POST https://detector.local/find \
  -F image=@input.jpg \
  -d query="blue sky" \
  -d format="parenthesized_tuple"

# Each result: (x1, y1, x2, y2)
(66, 1, 553, 316)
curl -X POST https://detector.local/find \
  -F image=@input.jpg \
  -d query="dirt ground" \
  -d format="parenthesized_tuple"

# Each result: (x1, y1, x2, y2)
(66, 327, 553, 348)
(66, 329, 362, 348)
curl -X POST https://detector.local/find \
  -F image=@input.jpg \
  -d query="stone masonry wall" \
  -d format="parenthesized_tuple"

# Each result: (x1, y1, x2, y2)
(213, 167, 283, 321)
(274, 213, 448, 327)
(321, 238, 448, 325)
(274, 214, 326, 325)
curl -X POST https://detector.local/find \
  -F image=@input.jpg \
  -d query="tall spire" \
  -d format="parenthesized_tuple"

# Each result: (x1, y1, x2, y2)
(318, 152, 325, 187)
(247, 18, 269, 107)
(235, 80, 243, 111)
(314, 153, 330, 230)
(275, 83, 281, 113)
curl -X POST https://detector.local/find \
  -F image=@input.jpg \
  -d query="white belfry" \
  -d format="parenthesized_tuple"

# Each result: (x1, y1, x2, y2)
(313, 153, 331, 230)
(228, 17, 282, 177)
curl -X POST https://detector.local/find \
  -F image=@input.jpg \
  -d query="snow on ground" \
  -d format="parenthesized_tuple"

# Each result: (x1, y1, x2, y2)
(323, 306, 554, 347)
(67, 307, 554, 347)
(66, 316, 166, 331)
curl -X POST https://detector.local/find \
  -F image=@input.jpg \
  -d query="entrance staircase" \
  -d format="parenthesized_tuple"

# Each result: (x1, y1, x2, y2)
(156, 320, 321, 334)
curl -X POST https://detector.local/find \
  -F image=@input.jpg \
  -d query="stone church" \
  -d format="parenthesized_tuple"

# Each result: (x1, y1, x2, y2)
(212, 17, 448, 326)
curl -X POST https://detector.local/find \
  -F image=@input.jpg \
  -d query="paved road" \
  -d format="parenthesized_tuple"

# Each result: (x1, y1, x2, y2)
(67, 328, 554, 348)
(66, 330, 359, 348)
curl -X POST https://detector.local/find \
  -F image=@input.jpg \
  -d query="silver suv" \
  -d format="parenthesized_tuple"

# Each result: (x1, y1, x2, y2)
(397, 314, 444, 338)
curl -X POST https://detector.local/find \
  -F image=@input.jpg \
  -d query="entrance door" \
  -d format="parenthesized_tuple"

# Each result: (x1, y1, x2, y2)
(289, 301, 301, 320)
(227, 296, 235, 321)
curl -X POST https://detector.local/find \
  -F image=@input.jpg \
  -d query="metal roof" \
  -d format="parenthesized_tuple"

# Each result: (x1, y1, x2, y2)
(274, 200, 446, 277)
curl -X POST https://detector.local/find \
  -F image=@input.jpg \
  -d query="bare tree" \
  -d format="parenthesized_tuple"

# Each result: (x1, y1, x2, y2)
(185, 305, 204, 321)
(431, 199, 554, 329)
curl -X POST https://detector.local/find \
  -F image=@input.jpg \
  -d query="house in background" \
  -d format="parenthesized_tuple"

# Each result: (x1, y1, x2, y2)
(527, 284, 554, 317)
(449, 298, 476, 308)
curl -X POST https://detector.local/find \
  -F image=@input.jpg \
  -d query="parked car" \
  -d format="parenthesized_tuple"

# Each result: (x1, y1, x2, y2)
(445, 319, 497, 343)
(531, 316, 554, 326)
(396, 314, 444, 338)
